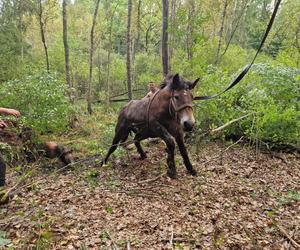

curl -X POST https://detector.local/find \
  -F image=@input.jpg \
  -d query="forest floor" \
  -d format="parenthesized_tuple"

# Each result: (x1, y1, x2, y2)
(1, 139, 300, 249)
(1, 104, 300, 249)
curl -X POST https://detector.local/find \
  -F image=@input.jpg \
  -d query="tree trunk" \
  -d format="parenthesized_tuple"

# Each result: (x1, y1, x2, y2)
(106, 31, 112, 104)
(97, 42, 102, 96)
(169, 0, 176, 64)
(38, 0, 50, 73)
(106, 13, 113, 104)
(18, 12, 24, 62)
(127, 0, 133, 100)
(62, 0, 73, 102)
(145, 23, 153, 53)
(215, 0, 228, 64)
(87, 0, 101, 114)
(187, 0, 195, 61)
(105, 2, 119, 104)
(136, 0, 142, 52)
(162, 0, 169, 76)
(296, 16, 300, 67)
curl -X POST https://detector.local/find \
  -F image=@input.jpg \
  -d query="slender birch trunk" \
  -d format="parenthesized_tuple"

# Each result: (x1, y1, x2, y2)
(162, 0, 169, 76)
(215, 0, 228, 64)
(62, 0, 72, 99)
(127, 0, 133, 100)
(37, 0, 50, 73)
(87, 0, 101, 114)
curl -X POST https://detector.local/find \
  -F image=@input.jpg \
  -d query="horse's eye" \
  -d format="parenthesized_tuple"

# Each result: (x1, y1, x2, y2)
(174, 96, 179, 100)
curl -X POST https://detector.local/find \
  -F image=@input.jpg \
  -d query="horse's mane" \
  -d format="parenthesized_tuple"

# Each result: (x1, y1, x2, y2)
(160, 74, 175, 89)
(160, 73, 189, 89)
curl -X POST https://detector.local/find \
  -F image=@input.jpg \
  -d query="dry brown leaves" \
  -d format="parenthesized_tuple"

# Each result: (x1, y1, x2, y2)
(1, 142, 299, 249)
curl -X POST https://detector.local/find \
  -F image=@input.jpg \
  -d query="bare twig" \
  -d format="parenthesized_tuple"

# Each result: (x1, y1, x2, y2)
(0, 171, 33, 204)
(137, 173, 165, 184)
(241, 223, 258, 247)
(127, 241, 131, 250)
(170, 225, 174, 250)
(276, 224, 300, 249)
(162, 237, 196, 243)
(10, 154, 102, 196)
(109, 88, 146, 99)
(106, 231, 119, 250)
(211, 113, 254, 134)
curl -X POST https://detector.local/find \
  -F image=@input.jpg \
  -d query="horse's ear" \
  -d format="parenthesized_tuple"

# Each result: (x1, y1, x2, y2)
(171, 73, 180, 90)
(190, 78, 200, 90)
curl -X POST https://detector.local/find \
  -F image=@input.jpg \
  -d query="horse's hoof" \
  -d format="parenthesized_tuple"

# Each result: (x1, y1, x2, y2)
(189, 169, 198, 176)
(140, 154, 147, 160)
(167, 170, 177, 179)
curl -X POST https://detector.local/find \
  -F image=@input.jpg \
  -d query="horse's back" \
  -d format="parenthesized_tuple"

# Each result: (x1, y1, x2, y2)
(119, 98, 149, 124)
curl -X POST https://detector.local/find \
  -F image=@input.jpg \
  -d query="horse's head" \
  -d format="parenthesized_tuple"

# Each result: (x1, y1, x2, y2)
(163, 74, 199, 131)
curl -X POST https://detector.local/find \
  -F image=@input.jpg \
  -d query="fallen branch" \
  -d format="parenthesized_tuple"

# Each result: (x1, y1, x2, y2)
(211, 113, 254, 134)
(137, 173, 165, 184)
(0, 171, 33, 204)
(109, 88, 146, 99)
(109, 98, 129, 102)
(8, 153, 103, 198)
(162, 237, 196, 243)
(276, 224, 300, 249)
(170, 225, 174, 250)
(106, 230, 119, 250)
(127, 241, 131, 250)
(241, 223, 258, 247)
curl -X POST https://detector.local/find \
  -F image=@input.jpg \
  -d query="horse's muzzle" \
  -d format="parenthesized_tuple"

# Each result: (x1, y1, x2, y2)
(183, 121, 194, 131)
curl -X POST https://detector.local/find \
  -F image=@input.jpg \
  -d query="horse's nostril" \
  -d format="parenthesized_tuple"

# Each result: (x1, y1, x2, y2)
(184, 121, 194, 131)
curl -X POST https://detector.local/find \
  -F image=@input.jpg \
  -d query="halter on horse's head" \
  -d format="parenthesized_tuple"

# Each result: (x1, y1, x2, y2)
(161, 73, 200, 131)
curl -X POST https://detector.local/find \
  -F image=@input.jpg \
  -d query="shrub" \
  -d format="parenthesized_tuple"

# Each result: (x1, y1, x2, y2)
(0, 71, 71, 134)
(193, 62, 300, 145)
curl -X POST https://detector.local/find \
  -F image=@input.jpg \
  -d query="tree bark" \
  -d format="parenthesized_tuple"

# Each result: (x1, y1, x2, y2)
(87, 0, 101, 114)
(169, 0, 176, 64)
(106, 24, 112, 104)
(187, 0, 195, 61)
(136, 0, 142, 52)
(215, 0, 228, 64)
(97, 42, 102, 96)
(162, 0, 169, 76)
(105, 2, 119, 104)
(38, 0, 50, 73)
(295, 16, 300, 67)
(127, 0, 133, 100)
(62, 0, 73, 102)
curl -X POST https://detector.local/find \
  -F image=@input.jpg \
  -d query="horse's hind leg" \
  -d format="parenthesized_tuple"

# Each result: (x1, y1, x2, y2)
(134, 134, 147, 160)
(103, 125, 129, 165)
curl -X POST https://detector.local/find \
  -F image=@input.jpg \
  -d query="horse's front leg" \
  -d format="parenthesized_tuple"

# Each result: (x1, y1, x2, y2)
(134, 133, 147, 160)
(175, 135, 197, 176)
(154, 122, 177, 178)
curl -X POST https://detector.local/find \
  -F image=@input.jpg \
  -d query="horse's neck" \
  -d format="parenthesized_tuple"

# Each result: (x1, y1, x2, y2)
(150, 88, 171, 114)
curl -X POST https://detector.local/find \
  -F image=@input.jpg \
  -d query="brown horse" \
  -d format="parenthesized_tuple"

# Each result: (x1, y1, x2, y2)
(102, 73, 199, 178)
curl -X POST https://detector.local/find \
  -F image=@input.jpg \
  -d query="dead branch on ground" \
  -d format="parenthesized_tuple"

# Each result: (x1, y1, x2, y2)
(276, 224, 300, 249)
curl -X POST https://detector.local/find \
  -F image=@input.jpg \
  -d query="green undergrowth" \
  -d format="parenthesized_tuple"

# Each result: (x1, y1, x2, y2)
(0, 71, 70, 134)
(41, 101, 128, 160)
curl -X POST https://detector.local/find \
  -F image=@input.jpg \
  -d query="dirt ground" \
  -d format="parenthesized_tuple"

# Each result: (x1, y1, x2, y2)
(1, 141, 299, 249)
